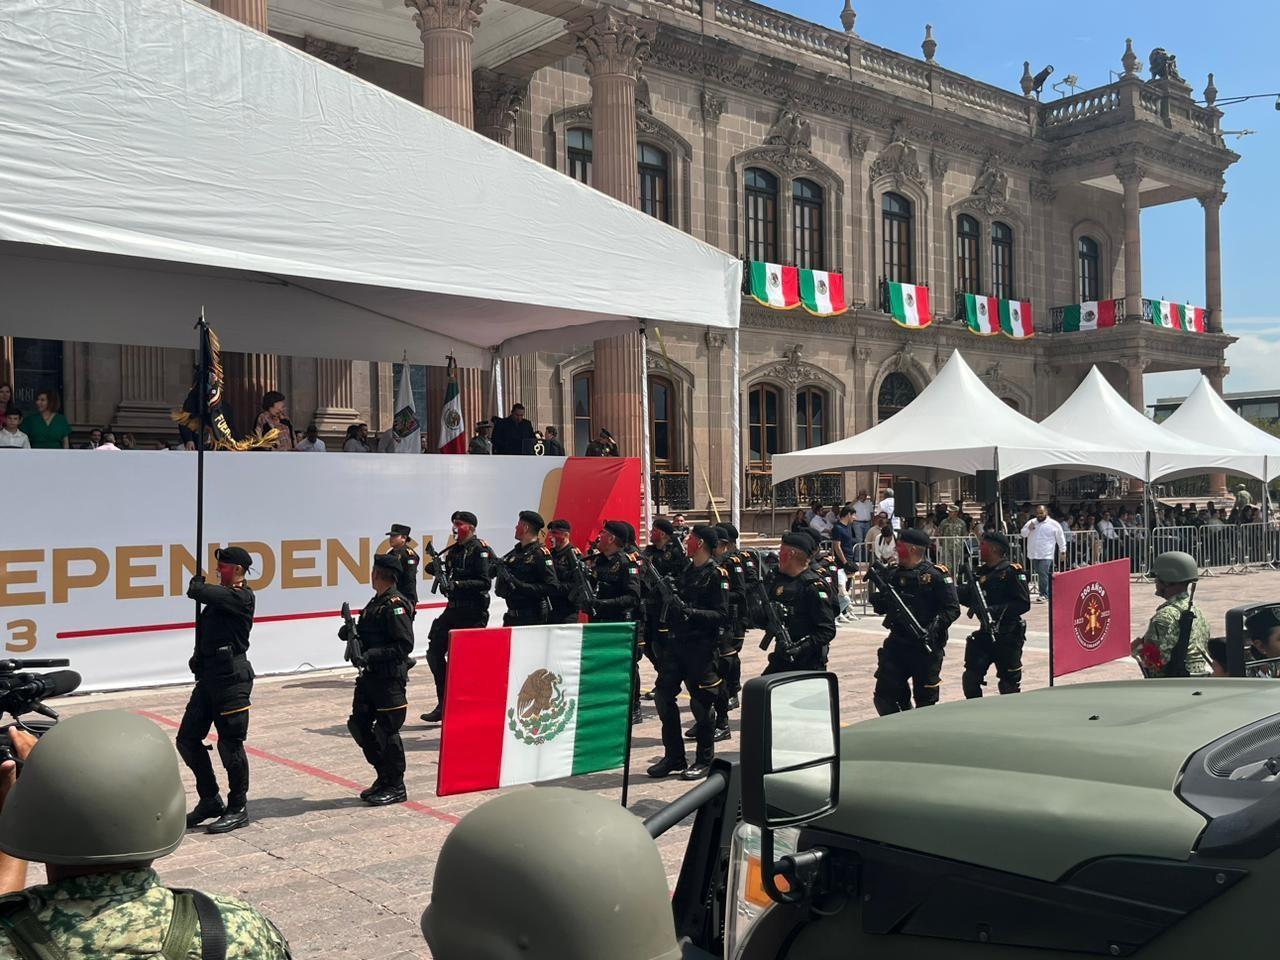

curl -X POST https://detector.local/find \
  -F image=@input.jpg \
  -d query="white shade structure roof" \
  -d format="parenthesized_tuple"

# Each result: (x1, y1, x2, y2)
(1159, 376, 1280, 482)
(771, 352, 1147, 484)
(0, 0, 741, 368)
(1041, 367, 1258, 481)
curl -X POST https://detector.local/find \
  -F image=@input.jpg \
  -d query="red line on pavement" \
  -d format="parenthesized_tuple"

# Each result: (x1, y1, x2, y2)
(135, 708, 461, 825)
(56, 602, 448, 640)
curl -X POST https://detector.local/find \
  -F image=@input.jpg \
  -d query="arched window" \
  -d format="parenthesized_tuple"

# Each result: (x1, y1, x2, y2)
(744, 168, 779, 263)
(567, 128, 592, 186)
(792, 179, 824, 271)
(877, 372, 917, 422)
(956, 214, 981, 295)
(648, 375, 673, 468)
(991, 221, 1014, 299)
(638, 144, 669, 224)
(748, 383, 781, 466)
(882, 192, 913, 283)
(572, 371, 593, 455)
(1078, 236, 1100, 301)
(796, 387, 827, 450)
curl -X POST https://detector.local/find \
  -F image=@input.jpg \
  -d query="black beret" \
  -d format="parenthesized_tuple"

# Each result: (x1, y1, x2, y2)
(215, 546, 253, 570)
(718, 522, 739, 541)
(691, 524, 720, 549)
(454, 510, 478, 527)
(518, 510, 545, 531)
(652, 517, 675, 536)
(900, 528, 931, 548)
(603, 520, 631, 542)
(780, 532, 815, 554)
(374, 552, 403, 575)
(386, 523, 411, 537)
(548, 519, 572, 532)
(621, 521, 636, 544)
(982, 531, 1011, 553)
(1246, 606, 1280, 641)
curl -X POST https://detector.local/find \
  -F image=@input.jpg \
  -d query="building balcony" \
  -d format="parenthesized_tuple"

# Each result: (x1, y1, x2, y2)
(744, 467, 844, 509)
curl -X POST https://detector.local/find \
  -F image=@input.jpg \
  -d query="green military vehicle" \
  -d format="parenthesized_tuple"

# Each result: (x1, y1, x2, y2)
(426, 605, 1280, 959)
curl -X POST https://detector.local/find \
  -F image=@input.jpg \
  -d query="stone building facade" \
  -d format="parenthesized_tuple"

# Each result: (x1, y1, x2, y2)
(0, 0, 1237, 522)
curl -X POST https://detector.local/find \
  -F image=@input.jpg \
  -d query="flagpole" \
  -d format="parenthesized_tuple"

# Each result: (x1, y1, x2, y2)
(194, 307, 209, 639)
(620, 624, 637, 809)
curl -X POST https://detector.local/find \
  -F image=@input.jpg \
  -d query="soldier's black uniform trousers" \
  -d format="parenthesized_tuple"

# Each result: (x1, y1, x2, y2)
(348, 589, 416, 787)
(958, 559, 1031, 698)
(424, 538, 493, 705)
(872, 560, 960, 715)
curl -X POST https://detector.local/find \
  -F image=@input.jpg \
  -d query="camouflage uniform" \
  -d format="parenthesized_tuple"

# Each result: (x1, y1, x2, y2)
(937, 515, 969, 572)
(1135, 591, 1211, 677)
(0, 869, 290, 958)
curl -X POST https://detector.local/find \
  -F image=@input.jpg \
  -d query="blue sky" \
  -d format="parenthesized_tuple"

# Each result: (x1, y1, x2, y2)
(768, 0, 1278, 405)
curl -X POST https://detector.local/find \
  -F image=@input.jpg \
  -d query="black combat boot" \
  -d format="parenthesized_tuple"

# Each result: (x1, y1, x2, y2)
(366, 783, 407, 806)
(185, 795, 224, 829)
(646, 756, 687, 778)
(419, 706, 443, 723)
(359, 778, 384, 801)
(713, 723, 731, 743)
(681, 761, 712, 781)
(206, 802, 249, 834)
(631, 705, 644, 726)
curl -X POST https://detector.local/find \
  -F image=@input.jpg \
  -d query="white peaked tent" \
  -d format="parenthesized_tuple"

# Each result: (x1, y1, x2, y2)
(1160, 376, 1280, 483)
(1041, 367, 1258, 481)
(771, 351, 1147, 484)
(0, 0, 741, 368)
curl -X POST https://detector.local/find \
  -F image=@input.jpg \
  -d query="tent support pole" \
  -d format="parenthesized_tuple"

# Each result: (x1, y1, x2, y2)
(1139, 452, 1154, 582)
(1264, 456, 1276, 569)
(640, 326, 653, 538)
(731, 328, 741, 531)
(993, 449, 1006, 534)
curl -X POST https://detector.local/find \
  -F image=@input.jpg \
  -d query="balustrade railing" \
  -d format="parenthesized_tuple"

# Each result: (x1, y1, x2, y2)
(744, 469, 844, 509)
(1041, 85, 1121, 127)
(651, 471, 692, 511)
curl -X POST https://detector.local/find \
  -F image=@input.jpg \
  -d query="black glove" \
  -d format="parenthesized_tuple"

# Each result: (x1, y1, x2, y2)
(338, 623, 351, 642)
(186, 574, 205, 598)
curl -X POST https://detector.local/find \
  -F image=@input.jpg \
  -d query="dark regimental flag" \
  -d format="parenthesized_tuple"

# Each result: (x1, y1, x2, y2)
(172, 322, 277, 451)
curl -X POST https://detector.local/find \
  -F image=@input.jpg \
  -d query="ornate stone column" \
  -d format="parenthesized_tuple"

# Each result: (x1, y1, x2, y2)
(1117, 161, 1145, 321)
(224, 353, 279, 437)
(568, 8, 655, 459)
(0, 336, 12, 387)
(212, 0, 267, 31)
(1122, 357, 1149, 494)
(313, 358, 360, 433)
(458, 367, 489, 430)
(700, 91, 725, 249)
(474, 69, 526, 146)
(1203, 365, 1230, 498)
(407, 0, 486, 127)
(500, 356, 522, 412)
(705, 331, 727, 494)
(113, 346, 175, 433)
(1200, 188, 1226, 334)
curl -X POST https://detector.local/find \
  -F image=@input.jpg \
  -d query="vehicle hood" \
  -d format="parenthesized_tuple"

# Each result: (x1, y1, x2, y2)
(814, 680, 1280, 881)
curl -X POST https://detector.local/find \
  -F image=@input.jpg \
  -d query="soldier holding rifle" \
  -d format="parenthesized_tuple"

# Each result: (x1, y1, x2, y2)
(955, 531, 1031, 698)
(589, 520, 643, 724)
(494, 511, 558, 626)
(869, 527, 960, 715)
(546, 519, 587, 623)
(756, 532, 836, 675)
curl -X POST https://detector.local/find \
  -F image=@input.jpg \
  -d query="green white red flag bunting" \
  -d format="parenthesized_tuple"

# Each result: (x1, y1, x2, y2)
(799, 270, 847, 316)
(439, 354, 466, 454)
(886, 281, 931, 328)
(1149, 299, 1205, 332)
(749, 262, 848, 316)
(961, 294, 1034, 340)
(1061, 300, 1120, 332)
(436, 622, 634, 796)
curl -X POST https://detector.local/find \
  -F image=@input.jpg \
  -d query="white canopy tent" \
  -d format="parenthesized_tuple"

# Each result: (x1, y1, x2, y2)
(1041, 367, 1259, 482)
(771, 351, 1147, 486)
(1160, 376, 1280, 485)
(0, 0, 741, 368)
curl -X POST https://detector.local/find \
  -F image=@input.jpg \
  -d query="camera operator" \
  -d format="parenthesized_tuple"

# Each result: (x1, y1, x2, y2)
(0, 727, 35, 895)
(0, 710, 291, 957)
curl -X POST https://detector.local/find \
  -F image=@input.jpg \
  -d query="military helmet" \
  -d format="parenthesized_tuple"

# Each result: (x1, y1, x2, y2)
(422, 788, 682, 960)
(1150, 550, 1200, 585)
(0, 710, 186, 865)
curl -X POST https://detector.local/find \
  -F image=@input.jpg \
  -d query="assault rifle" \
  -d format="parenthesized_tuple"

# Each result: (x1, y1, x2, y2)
(494, 552, 520, 595)
(641, 561, 685, 625)
(0, 659, 81, 764)
(757, 594, 794, 653)
(424, 542, 454, 596)
(958, 556, 1000, 641)
(339, 602, 366, 671)
(565, 547, 597, 613)
(866, 561, 933, 654)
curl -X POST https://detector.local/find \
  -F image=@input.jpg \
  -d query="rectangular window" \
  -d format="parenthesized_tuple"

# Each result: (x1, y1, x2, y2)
(573, 372, 592, 456)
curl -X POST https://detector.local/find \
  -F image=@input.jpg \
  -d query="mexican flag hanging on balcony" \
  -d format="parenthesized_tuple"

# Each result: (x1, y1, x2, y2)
(749, 262, 799, 309)
(886, 282, 931, 328)
(1061, 299, 1120, 332)
(1149, 299, 1205, 333)
(799, 270, 847, 317)
(961, 294, 1034, 340)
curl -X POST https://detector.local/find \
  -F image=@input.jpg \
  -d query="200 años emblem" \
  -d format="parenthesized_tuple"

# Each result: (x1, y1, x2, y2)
(508, 668, 576, 745)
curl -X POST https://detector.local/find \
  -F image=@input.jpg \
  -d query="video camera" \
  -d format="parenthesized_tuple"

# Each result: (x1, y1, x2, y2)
(0, 659, 82, 764)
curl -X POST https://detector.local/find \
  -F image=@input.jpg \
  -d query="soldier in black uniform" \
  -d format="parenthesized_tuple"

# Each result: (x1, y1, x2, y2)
(421, 510, 494, 723)
(546, 519, 585, 624)
(702, 524, 745, 741)
(871, 526, 961, 714)
(495, 510, 559, 626)
(758, 533, 837, 675)
(640, 518, 688, 693)
(178, 545, 257, 834)
(385, 523, 420, 610)
(589, 520, 643, 723)
(345, 553, 416, 805)
(649, 525, 728, 781)
(956, 531, 1031, 697)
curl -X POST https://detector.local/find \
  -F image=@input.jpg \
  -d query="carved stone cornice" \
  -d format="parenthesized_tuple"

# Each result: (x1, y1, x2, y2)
(929, 151, 949, 182)
(868, 124, 924, 185)
(1198, 188, 1227, 209)
(738, 143, 821, 174)
(955, 156, 1012, 214)
(701, 90, 726, 126)
(1114, 160, 1146, 185)
(705, 329, 728, 349)
(405, 0, 485, 38)
(303, 35, 358, 72)
(567, 8, 655, 80)
(1030, 179, 1057, 204)
(848, 130, 869, 157)
(766, 344, 822, 386)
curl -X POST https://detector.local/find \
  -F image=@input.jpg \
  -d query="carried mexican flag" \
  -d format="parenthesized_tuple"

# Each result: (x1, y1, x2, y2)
(799, 270, 847, 317)
(749, 262, 799, 309)
(886, 281, 931, 328)
(437, 622, 634, 796)
(1061, 300, 1119, 332)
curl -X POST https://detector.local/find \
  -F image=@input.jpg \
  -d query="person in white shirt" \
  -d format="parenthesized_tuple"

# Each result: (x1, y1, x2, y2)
(1020, 505, 1067, 602)
(865, 512, 897, 567)
(808, 504, 833, 538)
(879, 487, 898, 531)
(0, 409, 30, 449)
(296, 424, 326, 452)
(852, 490, 874, 543)
(94, 431, 121, 451)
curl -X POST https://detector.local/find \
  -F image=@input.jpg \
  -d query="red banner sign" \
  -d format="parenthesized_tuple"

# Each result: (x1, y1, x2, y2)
(549, 456, 642, 553)
(1050, 559, 1132, 679)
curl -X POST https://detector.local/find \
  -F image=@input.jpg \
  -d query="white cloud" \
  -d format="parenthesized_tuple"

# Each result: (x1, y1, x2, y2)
(1143, 317, 1280, 406)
